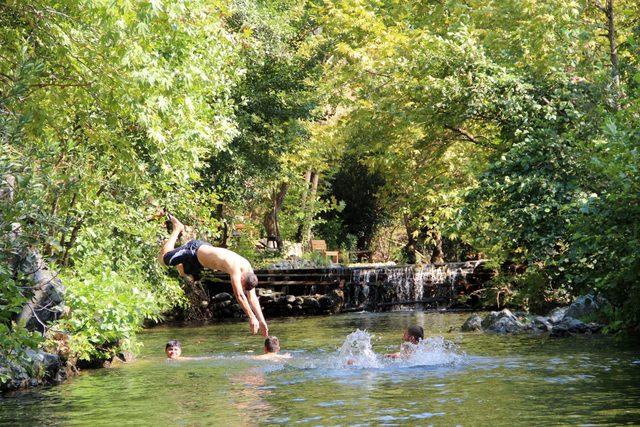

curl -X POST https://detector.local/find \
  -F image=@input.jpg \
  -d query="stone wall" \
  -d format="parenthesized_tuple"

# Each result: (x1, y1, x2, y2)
(208, 288, 345, 319)
(202, 261, 491, 320)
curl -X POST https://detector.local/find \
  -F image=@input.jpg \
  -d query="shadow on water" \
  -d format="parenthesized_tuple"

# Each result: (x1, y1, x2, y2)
(2, 311, 640, 425)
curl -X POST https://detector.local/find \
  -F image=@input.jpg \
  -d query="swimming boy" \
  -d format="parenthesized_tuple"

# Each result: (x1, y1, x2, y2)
(165, 340, 183, 359)
(385, 325, 424, 359)
(159, 214, 268, 337)
(252, 336, 291, 361)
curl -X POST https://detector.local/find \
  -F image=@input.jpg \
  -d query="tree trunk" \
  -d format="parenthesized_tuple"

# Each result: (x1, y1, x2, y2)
(431, 229, 444, 263)
(302, 171, 319, 247)
(263, 182, 288, 250)
(403, 213, 418, 264)
(43, 191, 61, 256)
(214, 203, 229, 247)
(595, 0, 620, 106)
(295, 169, 312, 242)
(605, 0, 620, 92)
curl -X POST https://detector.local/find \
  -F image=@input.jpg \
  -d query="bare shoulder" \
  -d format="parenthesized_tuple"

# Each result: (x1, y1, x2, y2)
(253, 353, 291, 361)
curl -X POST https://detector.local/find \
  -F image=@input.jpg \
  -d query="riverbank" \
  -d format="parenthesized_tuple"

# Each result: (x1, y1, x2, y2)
(0, 350, 68, 392)
(460, 294, 609, 337)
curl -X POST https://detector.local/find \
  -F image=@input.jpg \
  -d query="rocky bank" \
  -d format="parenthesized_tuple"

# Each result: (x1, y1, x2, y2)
(461, 294, 607, 336)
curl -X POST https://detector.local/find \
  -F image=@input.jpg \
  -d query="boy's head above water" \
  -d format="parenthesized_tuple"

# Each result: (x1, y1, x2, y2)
(403, 325, 424, 344)
(264, 336, 280, 354)
(165, 340, 182, 359)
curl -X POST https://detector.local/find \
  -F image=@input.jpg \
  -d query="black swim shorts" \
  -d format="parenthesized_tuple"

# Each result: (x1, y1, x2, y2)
(162, 240, 212, 279)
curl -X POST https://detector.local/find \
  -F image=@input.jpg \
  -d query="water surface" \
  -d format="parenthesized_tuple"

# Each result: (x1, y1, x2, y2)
(1, 311, 639, 425)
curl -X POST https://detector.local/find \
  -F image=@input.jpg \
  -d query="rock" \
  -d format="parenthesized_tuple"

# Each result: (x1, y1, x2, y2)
(549, 316, 604, 337)
(256, 288, 273, 297)
(259, 294, 276, 305)
(481, 309, 518, 329)
(586, 322, 604, 333)
(461, 314, 483, 332)
(548, 307, 569, 324)
(213, 292, 232, 303)
(318, 295, 334, 310)
(118, 351, 135, 363)
(488, 316, 525, 333)
(302, 297, 320, 310)
(106, 356, 125, 368)
(330, 289, 345, 306)
(26, 349, 60, 375)
(532, 316, 553, 332)
(565, 294, 606, 321)
(1, 349, 64, 391)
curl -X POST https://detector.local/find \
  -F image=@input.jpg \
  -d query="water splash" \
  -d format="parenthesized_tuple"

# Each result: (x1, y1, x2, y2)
(331, 330, 465, 369)
(393, 336, 465, 367)
(335, 329, 381, 368)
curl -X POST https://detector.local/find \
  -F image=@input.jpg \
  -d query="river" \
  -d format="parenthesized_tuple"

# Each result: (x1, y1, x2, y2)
(1, 311, 639, 425)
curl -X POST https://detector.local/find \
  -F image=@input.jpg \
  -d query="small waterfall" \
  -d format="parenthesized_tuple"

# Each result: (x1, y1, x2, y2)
(347, 261, 484, 311)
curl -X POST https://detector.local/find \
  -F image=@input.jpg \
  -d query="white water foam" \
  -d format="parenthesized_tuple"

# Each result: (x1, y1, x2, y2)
(332, 329, 465, 369)
(335, 329, 382, 368)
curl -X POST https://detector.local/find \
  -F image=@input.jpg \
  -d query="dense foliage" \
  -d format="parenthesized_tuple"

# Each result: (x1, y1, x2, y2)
(1, 0, 639, 379)
(1, 0, 240, 367)
(312, 0, 639, 330)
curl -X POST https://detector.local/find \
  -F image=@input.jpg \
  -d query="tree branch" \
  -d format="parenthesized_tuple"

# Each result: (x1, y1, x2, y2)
(444, 125, 494, 149)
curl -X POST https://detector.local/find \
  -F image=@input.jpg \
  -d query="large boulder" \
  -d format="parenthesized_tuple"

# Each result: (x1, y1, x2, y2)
(481, 309, 526, 333)
(489, 316, 526, 333)
(461, 314, 483, 332)
(1, 349, 65, 392)
(481, 309, 517, 328)
(550, 316, 603, 337)
(565, 294, 606, 321)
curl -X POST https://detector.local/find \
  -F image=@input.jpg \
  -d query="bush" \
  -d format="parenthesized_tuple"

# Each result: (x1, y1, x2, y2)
(52, 254, 184, 362)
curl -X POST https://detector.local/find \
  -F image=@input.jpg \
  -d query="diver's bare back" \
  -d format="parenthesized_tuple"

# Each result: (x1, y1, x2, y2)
(196, 245, 252, 275)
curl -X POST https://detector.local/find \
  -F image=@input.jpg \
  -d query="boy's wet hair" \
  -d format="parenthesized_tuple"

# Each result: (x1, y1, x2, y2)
(165, 339, 181, 349)
(264, 336, 280, 353)
(407, 325, 424, 342)
(244, 272, 259, 290)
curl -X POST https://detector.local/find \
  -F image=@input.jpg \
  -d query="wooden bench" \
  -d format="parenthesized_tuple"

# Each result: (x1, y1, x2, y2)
(310, 239, 339, 263)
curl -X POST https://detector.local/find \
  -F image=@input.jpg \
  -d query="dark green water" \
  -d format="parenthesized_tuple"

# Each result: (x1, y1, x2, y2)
(2, 311, 640, 426)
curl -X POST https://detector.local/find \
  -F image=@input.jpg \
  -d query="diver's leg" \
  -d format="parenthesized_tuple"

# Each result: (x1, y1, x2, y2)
(158, 214, 185, 266)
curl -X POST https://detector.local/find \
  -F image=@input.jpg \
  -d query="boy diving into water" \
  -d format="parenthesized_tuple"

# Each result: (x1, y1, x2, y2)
(159, 214, 268, 336)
